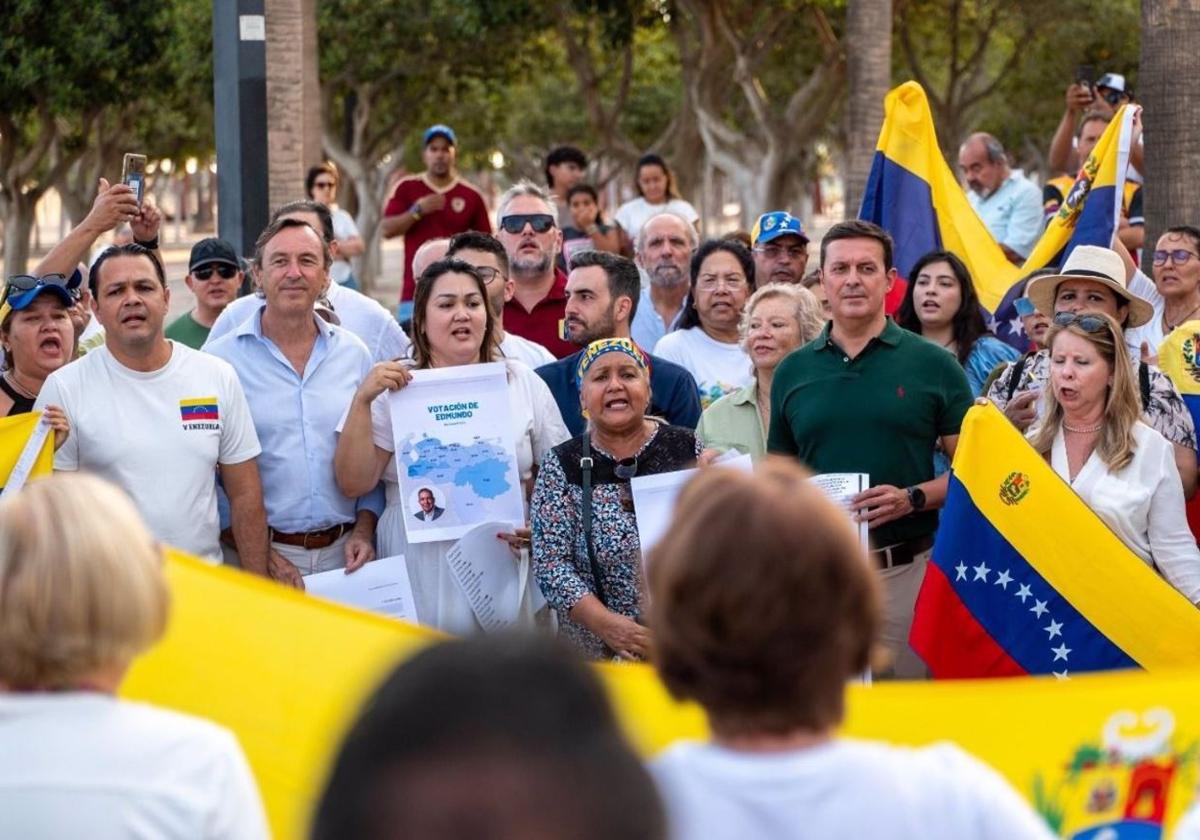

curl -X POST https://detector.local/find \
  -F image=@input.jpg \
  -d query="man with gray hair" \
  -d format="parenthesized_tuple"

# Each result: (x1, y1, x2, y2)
(631, 212, 697, 350)
(957, 132, 1043, 262)
(497, 180, 575, 357)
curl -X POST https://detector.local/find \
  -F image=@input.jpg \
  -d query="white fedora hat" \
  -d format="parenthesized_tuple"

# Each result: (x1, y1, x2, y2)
(1025, 245, 1154, 328)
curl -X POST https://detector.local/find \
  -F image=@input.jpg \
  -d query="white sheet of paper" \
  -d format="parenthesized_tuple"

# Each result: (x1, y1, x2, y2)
(810, 472, 870, 551)
(630, 454, 753, 558)
(388, 362, 525, 544)
(446, 521, 526, 633)
(304, 555, 418, 624)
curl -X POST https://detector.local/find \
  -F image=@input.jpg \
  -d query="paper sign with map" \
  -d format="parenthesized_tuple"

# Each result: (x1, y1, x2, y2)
(388, 362, 525, 543)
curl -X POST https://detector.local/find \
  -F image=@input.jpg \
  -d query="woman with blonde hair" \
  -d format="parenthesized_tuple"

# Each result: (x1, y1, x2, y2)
(1030, 312, 1200, 603)
(697, 283, 825, 458)
(0, 474, 268, 839)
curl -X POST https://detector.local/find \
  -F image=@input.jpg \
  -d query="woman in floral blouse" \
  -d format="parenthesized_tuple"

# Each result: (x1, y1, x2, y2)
(531, 338, 701, 660)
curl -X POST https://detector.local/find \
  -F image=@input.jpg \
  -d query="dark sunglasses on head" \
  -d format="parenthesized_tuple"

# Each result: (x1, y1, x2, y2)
(192, 264, 240, 281)
(4, 273, 81, 303)
(499, 213, 555, 235)
(614, 456, 638, 481)
(1053, 312, 1110, 333)
(1152, 249, 1198, 266)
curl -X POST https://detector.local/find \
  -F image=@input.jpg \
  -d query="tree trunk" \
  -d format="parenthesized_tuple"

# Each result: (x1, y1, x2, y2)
(0, 195, 36, 277)
(1139, 0, 1200, 274)
(843, 0, 892, 218)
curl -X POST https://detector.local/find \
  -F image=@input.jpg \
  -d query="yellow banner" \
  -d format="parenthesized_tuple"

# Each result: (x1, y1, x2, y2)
(0, 411, 54, 486)
(123, 552, 1200, 839)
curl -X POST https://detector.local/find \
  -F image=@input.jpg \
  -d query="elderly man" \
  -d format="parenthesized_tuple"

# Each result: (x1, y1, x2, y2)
(750, 211, 809, 286)
(768, 220, 974, 679)
(958, 133, 1043, 262)
(498, 180, 575, 358)
(166, 238, 244, 349)
(630, 212, 696, 350)
(537, 250, 700, 435)
(447, 231, 554, 367)
(206, 218, 380, 586)
(34, 244, 271, 574)
(204, 201, 410, 363)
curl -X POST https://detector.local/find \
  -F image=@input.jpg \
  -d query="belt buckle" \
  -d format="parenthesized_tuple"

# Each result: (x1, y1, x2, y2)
(302, 529, 317, 550)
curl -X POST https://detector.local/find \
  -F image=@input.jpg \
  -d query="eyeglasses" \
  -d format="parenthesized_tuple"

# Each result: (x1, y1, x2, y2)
(696, 275, 748, 292)
(3, 273, 81, 303)
(499, 213, 555, 235)
(474, 266, 504, 285)
(312, 181, 336, 190)
(1153, 249, 1199, 266)
(753, 245, 806, 261)
(192, 264, 240, 281)
(1053, 312, 1110, 333)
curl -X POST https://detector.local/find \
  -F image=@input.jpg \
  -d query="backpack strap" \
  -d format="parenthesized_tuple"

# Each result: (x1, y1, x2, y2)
(1139, 361, 1151, 411)
(1005, 352, 1031, 403)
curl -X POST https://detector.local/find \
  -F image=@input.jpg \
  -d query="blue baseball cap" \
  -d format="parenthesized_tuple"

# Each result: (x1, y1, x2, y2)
(423, 124, 457, 147)
(0, 270, 81, 323)
(751, 211, 808, 246)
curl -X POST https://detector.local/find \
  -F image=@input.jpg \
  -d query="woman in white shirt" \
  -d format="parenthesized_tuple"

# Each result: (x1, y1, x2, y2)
(1029, 312, 1200, 604)
(0, 474, 268, 840)
(614, 153, 700, 245)
(654, 239, 756, 408)
(335, 259, 569, 635)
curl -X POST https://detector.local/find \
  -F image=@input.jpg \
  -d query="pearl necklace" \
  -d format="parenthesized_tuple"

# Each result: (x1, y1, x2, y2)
(1063, 420, 1102, 434)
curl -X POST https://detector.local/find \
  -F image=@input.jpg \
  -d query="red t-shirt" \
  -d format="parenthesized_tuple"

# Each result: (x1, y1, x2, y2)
(503, 268, 576, 359)
(384, 175, 492, 302)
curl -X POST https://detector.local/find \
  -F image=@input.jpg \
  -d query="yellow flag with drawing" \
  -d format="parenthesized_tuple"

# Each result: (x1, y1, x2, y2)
(0, 411, 55, 494)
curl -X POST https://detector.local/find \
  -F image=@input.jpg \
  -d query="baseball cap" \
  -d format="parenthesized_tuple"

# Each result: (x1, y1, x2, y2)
(423, 124, 457, 147)
(0, 272, 81, 324)
(189, 238, 240, 272)
(1095, 73, 1128, 94)
(751, 211, 808, 246)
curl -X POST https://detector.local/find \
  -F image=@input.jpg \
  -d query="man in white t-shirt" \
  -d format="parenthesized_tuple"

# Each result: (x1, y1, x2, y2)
(36, 244, 271, 571)
(447, 231, 555, 368)
(646, 460, 1056, 840)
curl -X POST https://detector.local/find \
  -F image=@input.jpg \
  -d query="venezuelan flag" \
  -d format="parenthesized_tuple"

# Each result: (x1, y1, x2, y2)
(179, 396, 219, 422)
(0, 411, 54, 493)
(910, 402, 1200, 679)
(859, 82, 1020, 314)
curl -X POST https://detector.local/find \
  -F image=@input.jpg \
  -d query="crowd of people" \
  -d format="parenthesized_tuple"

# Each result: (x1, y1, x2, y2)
(5, 63, 1200, 835)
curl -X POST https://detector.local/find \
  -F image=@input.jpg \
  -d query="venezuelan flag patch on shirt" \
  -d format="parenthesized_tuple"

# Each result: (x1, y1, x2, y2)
(180, 397, 220, 427)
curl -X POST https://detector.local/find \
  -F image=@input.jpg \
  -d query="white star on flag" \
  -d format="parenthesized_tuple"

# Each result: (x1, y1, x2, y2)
(986, 314, 1000, 334)
(1030, 599, 1049, 618)
(955, 562, 968, 581)
(1052, 643, 1072, 662)
(994, 570, 1012, 589)
(1007, 316, 1024, 337)
(1015, 583, 1032, 603)
(973, 562, 991, 582)
(1044, 619, 1063, 639)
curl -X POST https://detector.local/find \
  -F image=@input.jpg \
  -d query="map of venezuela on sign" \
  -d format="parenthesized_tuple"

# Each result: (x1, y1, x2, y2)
(401, 435, 512, 500)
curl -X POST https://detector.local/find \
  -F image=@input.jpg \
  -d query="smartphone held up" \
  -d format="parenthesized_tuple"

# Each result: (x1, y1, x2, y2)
(122, 153, 148, 205)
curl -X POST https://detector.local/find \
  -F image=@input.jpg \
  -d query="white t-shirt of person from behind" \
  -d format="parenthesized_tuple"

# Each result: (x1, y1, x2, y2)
(35, 342, 261, 561)
(651, 739, 1057, 840)
(613, 197, 700, 245)
(654, 326, 753, 409)
(0, 692, 269, 840)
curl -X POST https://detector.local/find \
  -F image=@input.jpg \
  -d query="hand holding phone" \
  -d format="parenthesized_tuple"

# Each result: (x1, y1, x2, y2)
(121, 153, 148, 205)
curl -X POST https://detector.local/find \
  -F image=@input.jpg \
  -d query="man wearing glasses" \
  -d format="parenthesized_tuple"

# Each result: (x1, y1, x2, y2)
(446, 231, 555, 368)
(495, 181, 576, 358)
(165, 238, 244, 349)
(749, 211, 809, 286)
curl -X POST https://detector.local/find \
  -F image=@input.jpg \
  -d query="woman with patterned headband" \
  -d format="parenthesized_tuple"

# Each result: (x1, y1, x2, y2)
(531, 337, 702, 659)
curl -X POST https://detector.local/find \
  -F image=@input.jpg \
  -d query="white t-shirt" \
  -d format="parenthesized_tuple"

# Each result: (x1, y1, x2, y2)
(1123, 268, 1166, 357)
(330, 206, 360, 286)
(614, 197, 700, 244)
(651, 739, 1056, 840)
(206, 285, 411, 363)
(654, 326, 753, 409)
(499, 332, 556, 369)
(0, 693, 268, 840)
(35, 343, 261, 561)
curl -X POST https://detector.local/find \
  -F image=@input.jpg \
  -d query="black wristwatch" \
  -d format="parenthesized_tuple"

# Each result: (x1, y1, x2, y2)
(134, 236, 160, 250)
(906, 485, 926, 511)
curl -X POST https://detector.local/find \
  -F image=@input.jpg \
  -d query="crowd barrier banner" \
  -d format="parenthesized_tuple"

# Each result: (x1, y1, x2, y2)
(912, 402, 1200, 678)
(0, 412, 54, 490)
(123, 549, 1200, 839)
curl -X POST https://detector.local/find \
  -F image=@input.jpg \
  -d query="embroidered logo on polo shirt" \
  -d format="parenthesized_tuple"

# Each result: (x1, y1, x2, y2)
(180, 397, 220, 431)
(451, 196, 466, 213)
(896, 385, 906, 399)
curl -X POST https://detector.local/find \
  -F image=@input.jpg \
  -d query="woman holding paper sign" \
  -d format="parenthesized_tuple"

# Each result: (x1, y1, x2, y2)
(334, 259, 568, 635)
(531, 338, 702, 660)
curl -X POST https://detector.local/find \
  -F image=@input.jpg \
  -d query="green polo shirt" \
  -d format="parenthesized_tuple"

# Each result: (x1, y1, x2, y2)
(767, 318, 972, 548)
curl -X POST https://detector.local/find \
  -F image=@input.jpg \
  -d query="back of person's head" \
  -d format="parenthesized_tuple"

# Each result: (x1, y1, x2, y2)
(648, 459, 880, 738)
(0, 474, 167, 690)
(312, 635, 665, 840)
(569, 250, 642, 324)
(271, 199, 335, 244)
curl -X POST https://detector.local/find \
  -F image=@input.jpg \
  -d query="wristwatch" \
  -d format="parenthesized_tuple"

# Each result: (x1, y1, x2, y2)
(134, 236, 160, 250)
(408, 203, 423, 220)
(906, 485, 926, 511)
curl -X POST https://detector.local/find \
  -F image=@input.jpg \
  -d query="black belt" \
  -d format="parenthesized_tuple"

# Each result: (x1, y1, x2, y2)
(871, 534, 934, 570)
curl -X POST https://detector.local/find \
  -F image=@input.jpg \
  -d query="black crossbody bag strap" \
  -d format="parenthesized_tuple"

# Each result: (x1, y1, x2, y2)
(1006, 351, 1030, 403)
(580, 435, 608, 607)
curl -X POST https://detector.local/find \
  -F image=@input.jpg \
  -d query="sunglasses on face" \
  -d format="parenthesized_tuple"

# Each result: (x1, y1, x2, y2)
(1100, 89, 1123, 106)
(312, 181, 336, 190)
(1053, 312, 1110, 333)
(192, 264, 240, 281)
(1153, 249, 1199, 266)
(3, 273, 81, 303)
(499, 213, 555, 235)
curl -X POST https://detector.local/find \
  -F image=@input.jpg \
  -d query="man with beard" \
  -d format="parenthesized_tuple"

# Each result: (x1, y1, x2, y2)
(750, 211, 809, 287)
(631, 213, 696, 351)
(382, 125, 492, 321)
(536, 250, 701, 435)
(447, 231, 554, 368)
(498, 181, 576, 358)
